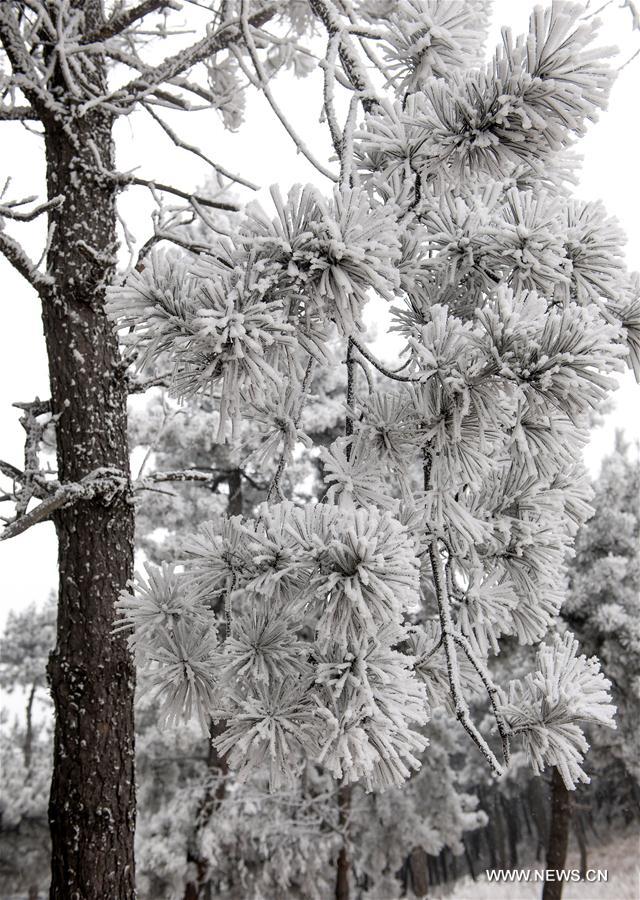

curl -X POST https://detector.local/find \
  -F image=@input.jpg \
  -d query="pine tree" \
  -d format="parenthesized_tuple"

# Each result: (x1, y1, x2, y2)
(109, 2, 639, 897)
(2, 2, 639, 895)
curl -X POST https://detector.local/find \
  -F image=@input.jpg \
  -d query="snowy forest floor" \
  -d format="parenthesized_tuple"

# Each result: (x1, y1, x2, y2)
(436, 830, 639, 900)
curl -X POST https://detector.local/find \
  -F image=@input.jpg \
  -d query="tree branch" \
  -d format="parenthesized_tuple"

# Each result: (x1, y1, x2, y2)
(450, 632, 511, 766)
(350, 335, 421, 382)
(0, 104, 40, 121)
(1, 469, 128, 541)
(309, 0, 380, 112)
(143, 104, 259, 191)
(427, 541, 504, 778)
(0, 7, 56, 120)
(0, 195, 64, 222)
(80, 0, 181, 45)
(109, 171, 241, 211)
(237, 2, 338, 183)
(0, 230, 53, 296)
(104, 3, 280, 113)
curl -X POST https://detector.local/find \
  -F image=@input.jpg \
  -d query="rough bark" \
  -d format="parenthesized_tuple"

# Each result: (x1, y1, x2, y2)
(542, 769, 572, 900)
(42, 3, 136, 897)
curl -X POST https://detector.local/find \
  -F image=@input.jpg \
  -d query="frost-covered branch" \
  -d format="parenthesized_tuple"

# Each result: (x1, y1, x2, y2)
(0, 6, 58, 120)
(142, 104, 260, 191)
(0, 103, 39, 121)
(0, 195, 63, 222)
(110, 171, 240, 211)
(1, 468, 128, 541)
(0, 229, 53, 296)
(238, 1, 338, 182)
(106, 3, 279, 112)
(427, 542, 504, 778)
(350, 336, 421, 383)
(80, 0, 181, 45)
(309, 0, 379, 110)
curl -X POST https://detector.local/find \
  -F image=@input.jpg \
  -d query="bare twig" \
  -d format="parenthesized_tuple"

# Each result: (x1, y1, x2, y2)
(143, 104, 259, 191)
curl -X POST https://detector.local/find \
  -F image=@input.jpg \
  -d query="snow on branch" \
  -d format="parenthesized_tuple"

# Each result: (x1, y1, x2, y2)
(1, 468, 129, 541)
(0, 104, 39, 121)
(0, 228, 53, 296)
(80, 0, 182, 45)
(104, 2, 280, 113)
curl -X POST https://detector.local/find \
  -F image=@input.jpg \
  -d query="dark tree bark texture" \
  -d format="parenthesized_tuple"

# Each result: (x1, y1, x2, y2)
(41, 2, 136, 897)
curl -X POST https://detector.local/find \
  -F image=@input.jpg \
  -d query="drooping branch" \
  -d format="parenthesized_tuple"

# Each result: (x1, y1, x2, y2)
(350, 335, 421, 383)
(451, 632, 511, 766)
(110, 171, 241, 211)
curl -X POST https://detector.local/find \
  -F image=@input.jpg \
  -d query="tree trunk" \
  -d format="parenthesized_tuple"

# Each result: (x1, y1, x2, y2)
(462, 835, 476, 882)
(24, 681, 37, 771)
(407, 846, 429, 897)
(572, 810, 588, 880)
(542, 769, 571, 900)
(42, 4, 136, 897)
(335, 784, 351, 900)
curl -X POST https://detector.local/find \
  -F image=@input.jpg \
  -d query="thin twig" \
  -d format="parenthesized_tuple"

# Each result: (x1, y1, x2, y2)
(143, 104, 260, 191)
(350, 335, 421, 383)
(427, 541, 504, 778)
(238, 1, 338, 183)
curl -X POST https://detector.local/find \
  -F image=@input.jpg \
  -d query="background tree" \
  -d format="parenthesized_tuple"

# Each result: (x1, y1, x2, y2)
(544, 434, 640, 900)
(0, 596, 55, 898)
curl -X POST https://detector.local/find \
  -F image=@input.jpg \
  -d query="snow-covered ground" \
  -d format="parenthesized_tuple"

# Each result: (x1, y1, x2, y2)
(439, 831, 640, 900)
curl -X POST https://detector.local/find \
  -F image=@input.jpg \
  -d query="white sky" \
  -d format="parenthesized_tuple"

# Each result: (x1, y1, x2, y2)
(0, 0, 638, 626)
